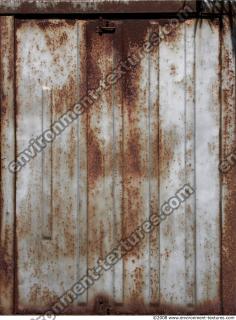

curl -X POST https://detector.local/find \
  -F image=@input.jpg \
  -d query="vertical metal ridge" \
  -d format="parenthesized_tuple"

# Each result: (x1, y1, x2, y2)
(77, 21, 88, 304)
(12, 17, 234, 314)
(149, 22, 160, 305)
(219, 16, 223, 314)
(147, 26, 151, 304)
(112, 31, 116, 301)
(193, 18, 197, 309)
(76, 18, 80, 303)
(159, 21, 186, 305)
(157, 22, 161, 305)
(184, 20, 187, 306)
(195, 19, 221, 310)
(13, 16, 18, 315)
(113, 21, 123, 304)
(221, 16, 236, 314)
(41, 87, 52, 240)
(184, 20, 196, 307)
(85, 21, 88, 304)
(0, 15, 15, 314)
(76, 20, 84, 304)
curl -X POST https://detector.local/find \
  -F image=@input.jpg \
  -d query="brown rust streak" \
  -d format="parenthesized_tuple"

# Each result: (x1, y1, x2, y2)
(159, 126, 180, 180)
(123, 21, 148, 120)
(0, 226, 13, 283)
(86, 22, 103, 92)
(86, 21, 114, 284)
(126, 129, 143, 177)
(54, 75, 76, 114)
(222, 172, 236, 314)
(122, 20, 150, 236)
(86, 22, 107, 190)
(221, 18, 236, 315)
(0, 16, 15, 315)
(87, 128, 103, 189)
(121, 21, 150, 304)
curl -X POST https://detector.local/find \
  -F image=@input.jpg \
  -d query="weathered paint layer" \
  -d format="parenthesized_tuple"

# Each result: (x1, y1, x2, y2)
(0, 16, 235, 314)
(0, 16, 15, 315)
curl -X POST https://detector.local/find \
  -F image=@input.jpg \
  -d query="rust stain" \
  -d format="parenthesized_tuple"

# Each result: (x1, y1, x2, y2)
(88, 129, 103, 188)
(159, 126, 180, 180)
(221, 17, 236, 315)
(221, 137, 236, 313)
(68, 126, 77, 180)
(57, 295, 222, 315)
(54, 75, 76, 114)
(223, 85, 234, 109)
(16, 285, 58, 314)
(133, 266, 144, 295)
(45, 30, 68, 51)
(170, 64, 177, 75)
(92, 294, 112, 315)
(16, 19, 76, 54)
(1, 94, 7, 116)
(124, 20, 150, 48)
(125, 130, 142, 177)
(0, 246, 12, 282)
(37, 20, 75, 32)
(0, 225, 14, 310)
(222, 174, 236, 314)
(86, 23, 103, 91)
(123, 21, 148, 118)
(158, 19, 182, 44)
(10, 14, 236, 316)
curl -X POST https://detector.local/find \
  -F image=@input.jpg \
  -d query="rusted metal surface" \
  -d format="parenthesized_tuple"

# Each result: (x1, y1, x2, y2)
(195, 19, 221, 312)
(0, 13, 235, 315)
(15, 19, 79, 313)
(0, 16, 15, 314)
(221, 16, 236, 315)
(159, 18, 193, 307)
(0, 0, 196, 14)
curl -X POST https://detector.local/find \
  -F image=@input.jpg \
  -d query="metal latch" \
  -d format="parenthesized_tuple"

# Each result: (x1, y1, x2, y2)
(96, 17, 116, 35)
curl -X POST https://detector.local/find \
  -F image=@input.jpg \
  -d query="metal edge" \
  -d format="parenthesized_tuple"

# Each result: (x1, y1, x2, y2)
(0, 1, 196, 15)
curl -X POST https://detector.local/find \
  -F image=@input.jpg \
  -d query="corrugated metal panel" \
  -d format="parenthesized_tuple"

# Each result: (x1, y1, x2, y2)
(1, 15, 236, 314)
(0, 16, 15, 315)
(221, 16, 236, 314)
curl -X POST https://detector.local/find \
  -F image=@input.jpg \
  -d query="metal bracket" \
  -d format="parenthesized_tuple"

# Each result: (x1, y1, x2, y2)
(96, 17, 116, 35)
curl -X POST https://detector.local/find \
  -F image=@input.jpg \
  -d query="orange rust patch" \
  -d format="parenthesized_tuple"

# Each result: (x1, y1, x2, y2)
(54, 75, 76, 115)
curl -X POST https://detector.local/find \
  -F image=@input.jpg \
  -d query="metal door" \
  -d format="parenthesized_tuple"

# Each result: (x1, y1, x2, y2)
(1, 15, 236, 314)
